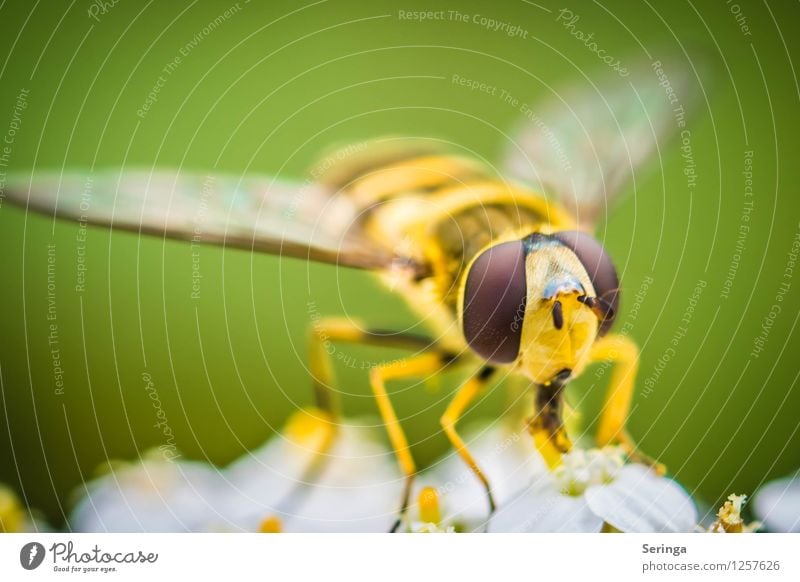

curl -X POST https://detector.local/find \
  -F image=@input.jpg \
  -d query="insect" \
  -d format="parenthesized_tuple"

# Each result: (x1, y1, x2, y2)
(4, 58, 697, 530)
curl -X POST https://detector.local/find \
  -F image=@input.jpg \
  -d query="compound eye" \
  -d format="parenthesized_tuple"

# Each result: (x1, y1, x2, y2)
(462, 241, 527, 363)
(552, 230, 619, 335)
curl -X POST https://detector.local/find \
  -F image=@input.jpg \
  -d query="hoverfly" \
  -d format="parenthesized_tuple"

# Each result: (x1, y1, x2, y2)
(4, 58, 698, 530)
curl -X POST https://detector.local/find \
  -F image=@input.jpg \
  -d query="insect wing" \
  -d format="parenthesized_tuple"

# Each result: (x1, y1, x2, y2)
(3, 170, 394, 270)
(504, 57, 703, 229)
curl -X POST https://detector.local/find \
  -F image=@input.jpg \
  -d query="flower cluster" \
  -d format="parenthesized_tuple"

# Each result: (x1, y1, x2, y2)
(66, 409, 700, 533)
(70, 408, 401, 533)
(707, 494, 759, 533)
(417, 428, 696, 533)
(2, 408, 797, 533)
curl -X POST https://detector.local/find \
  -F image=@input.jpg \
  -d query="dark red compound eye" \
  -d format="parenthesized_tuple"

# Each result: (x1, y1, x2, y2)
(552, 230, 620, 335)
(462, 241, 527, 363)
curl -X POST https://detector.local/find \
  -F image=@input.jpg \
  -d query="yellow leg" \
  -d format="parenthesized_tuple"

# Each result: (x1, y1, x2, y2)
(308, 318, 359, 422)
(440, 367, 497, 516)
(272, 319, 439, 520)
(591, 334, 639, 445)
(307, 317, 434, 426)
(590, 333, 664, 473)
(308, 318, 456, 530)
(304, 319, 365, 469)
(370, 352, 457, 531)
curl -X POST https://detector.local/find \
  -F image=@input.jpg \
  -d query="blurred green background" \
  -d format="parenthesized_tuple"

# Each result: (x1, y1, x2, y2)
(1, 0, 798, 526)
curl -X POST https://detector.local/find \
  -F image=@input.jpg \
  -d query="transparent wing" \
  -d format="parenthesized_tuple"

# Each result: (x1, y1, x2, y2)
(504, 57, 703, 229)
(3, 170, 398, 270)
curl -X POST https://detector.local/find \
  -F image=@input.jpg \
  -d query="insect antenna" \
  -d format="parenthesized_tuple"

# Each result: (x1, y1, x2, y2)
(596, 287, 620, 319)
(578, 293, 616, 321)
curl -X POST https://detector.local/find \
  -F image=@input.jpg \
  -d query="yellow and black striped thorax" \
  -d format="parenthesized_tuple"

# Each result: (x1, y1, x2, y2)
(318, 147, 576, 308)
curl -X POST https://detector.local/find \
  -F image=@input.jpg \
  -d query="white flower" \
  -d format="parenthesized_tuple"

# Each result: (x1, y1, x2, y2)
(70, 452, 229, 532)
(416, 423, 547, 530)
(752, 472, 800, 533)
(69, 412, 699, 534)
(222, 409, 401, 532)
(706, 493, 759, 533)
(491, 447, 697, 533)
(70, 408, 401, 533)
(421, 424, 697, 533)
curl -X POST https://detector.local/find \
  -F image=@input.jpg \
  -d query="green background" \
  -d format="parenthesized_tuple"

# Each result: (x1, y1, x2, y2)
(1, 0, 798, 526)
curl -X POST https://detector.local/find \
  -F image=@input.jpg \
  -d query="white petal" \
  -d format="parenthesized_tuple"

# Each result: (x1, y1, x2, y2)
(70, 457, 227, 532)
(753, 473, 800, 533)
(220, 434, 318, 528)
(423, 423, 547, 528)
(584, 464, 697, 532)
(489, 476, 604, 533)
(223, 423, 400, 532)
(280, 425, 401, 532)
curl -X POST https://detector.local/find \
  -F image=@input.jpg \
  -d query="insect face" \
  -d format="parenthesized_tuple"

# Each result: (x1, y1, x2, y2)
(462, 232, 619, 384)
(517, 291, 597, 384)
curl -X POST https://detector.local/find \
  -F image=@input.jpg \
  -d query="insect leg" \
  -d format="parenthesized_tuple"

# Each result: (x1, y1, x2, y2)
(590, 333, 665, 473)
(440, 366, 497, 519)
(307, 318, 455, 530)
(369, 351, 459, 532)
(308, 317, 439, 421)
(271, 320, 439, 522)
(308, 318, 354, 422)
